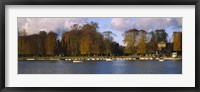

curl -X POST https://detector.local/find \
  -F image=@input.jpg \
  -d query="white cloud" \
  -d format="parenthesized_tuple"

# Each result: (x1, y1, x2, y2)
(17, 18, 87, 35)
(111, 18, 135, 31)
(64, 18, 87, 29)
(111, 18, 182, 32)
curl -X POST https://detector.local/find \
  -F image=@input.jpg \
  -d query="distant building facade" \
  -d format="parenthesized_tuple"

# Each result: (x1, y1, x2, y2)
(157, 41, 166, 50)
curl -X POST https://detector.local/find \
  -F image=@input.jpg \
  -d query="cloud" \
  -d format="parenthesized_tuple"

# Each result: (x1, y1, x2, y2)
(111, 18, 136, 31)
(17, 18, 87, 35)
(111, 18, 182, 32)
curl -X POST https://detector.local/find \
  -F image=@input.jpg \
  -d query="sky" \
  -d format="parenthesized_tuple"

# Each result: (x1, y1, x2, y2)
(18, 17, 182, 46)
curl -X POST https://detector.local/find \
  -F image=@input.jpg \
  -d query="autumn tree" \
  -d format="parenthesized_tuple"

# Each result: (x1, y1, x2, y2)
(173, 31, 182, 53)
(18, 36, 32, 56)
(80, 22, 101, 56)
(18, 22, 125, 57)
(45, 31, 58, 56)
(61, 22, 123, 57)
(123, 29, 139, 55)
(61, 24, 82, 56)
(69, 24, 82, 56)
(80, 35, 92, 55)
(137, 30, 147, 55)
(19, 34, 40, 56)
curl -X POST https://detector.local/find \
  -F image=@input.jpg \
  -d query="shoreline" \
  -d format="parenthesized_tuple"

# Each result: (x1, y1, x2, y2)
(18, 56, 182, 61)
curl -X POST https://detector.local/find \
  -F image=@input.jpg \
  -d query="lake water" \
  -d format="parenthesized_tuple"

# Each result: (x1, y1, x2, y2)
(18, 60, 182, 74)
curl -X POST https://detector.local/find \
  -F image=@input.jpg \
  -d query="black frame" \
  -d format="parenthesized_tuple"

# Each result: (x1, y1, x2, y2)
(0, 0, 199, 92)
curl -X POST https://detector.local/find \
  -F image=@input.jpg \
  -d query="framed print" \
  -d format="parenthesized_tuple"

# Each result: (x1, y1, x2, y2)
(0, 0, 200, 92)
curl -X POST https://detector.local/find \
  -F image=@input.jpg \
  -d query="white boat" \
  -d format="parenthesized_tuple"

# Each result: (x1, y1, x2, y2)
(149, 58, 153, 60)
(159, 59, 164, 62)
(139, 57, 145, 60)
(73, 60, 82, 63)
(105, 58, 113, 61)
(127, 58, 132, 60)
(27, 58, 35, 60)
(159, 57, 164, 62)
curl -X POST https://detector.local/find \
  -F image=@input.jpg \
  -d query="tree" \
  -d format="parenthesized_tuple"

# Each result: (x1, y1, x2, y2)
(18, 29, 28, 56)
(56, 40, 62, 56)
(18, 36, 31, 56)
(61, 22, 123, 57)
(102, 31, 113, 56)
(28, 34, 40, 55)
(147, 31, 157, 54)
(45, 31, 58, 56)
(80, 35, 92, 55)
(166, 43, 173, 56)
(111, 42, 124, 56)
(71, 24, 81, 31)
(18, 21, 126, 57)
(173, 31, 182, 52)
(38, 31, 47, 56)
(123, 29, 139, 55)
(79, 22, 101, 56)
(61, 24, 82, 56)
(155, 29, 168, 43)
(18, 28, 27, 36)
(137, 30, 147, 55)
(91, 32, 104, 56)
(69, 31, 81, 56)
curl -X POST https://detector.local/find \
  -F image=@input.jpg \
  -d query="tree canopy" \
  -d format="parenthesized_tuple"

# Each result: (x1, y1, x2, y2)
(18, 22, 181, 57)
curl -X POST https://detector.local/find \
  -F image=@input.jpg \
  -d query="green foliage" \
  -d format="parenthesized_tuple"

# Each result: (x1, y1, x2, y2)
(147, 31, 157, 54)
(102, 31, 114, 56)
(155, 29, 168, 43)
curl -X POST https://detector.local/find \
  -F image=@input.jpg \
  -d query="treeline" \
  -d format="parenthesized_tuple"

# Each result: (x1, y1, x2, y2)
(18, 22, 182, 57)
(123, 29, 182, 56)
(18, 22, 123, 57)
